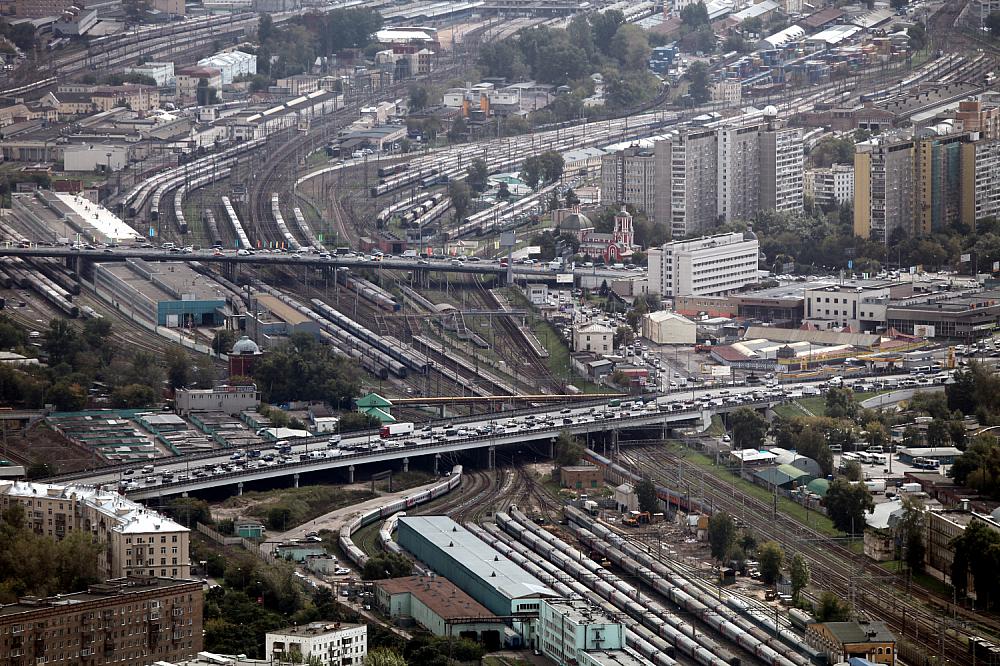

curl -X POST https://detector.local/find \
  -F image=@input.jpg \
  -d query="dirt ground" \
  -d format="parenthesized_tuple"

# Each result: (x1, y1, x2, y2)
(2, 421, 97, 475)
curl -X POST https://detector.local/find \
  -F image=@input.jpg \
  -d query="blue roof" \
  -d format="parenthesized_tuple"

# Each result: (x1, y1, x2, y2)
(398, 516, 556, 601)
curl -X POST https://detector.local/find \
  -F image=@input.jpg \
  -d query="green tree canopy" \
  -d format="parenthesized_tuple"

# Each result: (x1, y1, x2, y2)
(824, 477, 874, 534)
(252, 332, 360, 407)
(730, 407, 767, 450)
(757, 541, 784, 585)
(636, 478, 659, 514)
(708, 511, 736, 562)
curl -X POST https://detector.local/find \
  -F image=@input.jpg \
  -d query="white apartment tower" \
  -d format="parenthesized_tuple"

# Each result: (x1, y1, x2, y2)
(647, 231, 760, 298)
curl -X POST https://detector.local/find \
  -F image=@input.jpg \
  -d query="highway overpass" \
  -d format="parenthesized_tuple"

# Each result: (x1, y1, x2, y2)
(47, 396, 781, 500)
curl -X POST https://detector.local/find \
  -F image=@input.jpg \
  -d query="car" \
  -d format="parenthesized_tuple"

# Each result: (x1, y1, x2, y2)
(122, 468, 134, 476)
(333, 568, 351, 575)
(144, 476, 156, 484)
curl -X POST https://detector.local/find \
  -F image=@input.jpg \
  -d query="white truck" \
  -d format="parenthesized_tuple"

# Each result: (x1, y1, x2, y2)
(380, 422, 415, 438)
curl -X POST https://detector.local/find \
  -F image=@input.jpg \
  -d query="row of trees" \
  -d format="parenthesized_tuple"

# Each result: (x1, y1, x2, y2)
(255, 8, 382, 79)
(252, 332, 361, 407)
(477, 12, 660, 111)
(0, 316, 214, 411)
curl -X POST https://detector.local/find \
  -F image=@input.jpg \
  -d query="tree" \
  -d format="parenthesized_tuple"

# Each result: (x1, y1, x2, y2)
(708, 511, 736, 562)
(730, 407, 767, 450)
(897, 496, 926, 572)
(815, 591, 852, 621)
(497, 182, 511, 201)
(553, 431, 583, 467)
(808, 136, 855, 168)
(789, 553, 810, 602)
(165, 348, 191, 390)
(45, 381, 87, 411)
(408, 85, 429, 111)
(43, 318, 80, 367)
(843, 460, 863, 482)
(757, 541, 784, 585)
(520, 156, 542, 190)
(111, 383, 156, 408)
(988, 10, 1000, 38)
(196, 78, 218, 106)
(82, 318, 112, 349)
(825, 387, 858, 419)
(890, 0, 908, 9)
(590, 10, 624, 55)
(361, 553, 412, 580)
(446, 117, 467, 143)
(907, 22, 927, 51)
(686, 61, 711, 105)
(258, 12, 274, 42)
(538, 151, 565, 185)
(466, 159, 489, 193)
(952, 521, 1000, 607)
(824, 477, 874, 534)
(448, 180, 471, 223)
(365, 648, 408, 666)
(680, 1, 710, 28)
(636, 478, 658, 514)
(610, 24, 651, 70)
(251, 333, 360, 407)
(212, 329, 237, 355)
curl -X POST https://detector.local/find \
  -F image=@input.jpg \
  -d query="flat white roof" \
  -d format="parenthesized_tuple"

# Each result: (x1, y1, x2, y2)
(54, 192, 142, 242)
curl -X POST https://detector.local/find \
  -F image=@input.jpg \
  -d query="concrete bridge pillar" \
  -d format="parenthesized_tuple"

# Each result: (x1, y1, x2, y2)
(238, 482, 244, 496)
(434, 453, 441, 475)
(182, 491, 189, 498)
(402, 457, 409, 472)
(293, 473, 300, 488)
(348, 465, 355, 483)
(488, 446, 496, 470)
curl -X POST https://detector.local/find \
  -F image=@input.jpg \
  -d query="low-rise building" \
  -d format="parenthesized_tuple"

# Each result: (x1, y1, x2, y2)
(641, 310, 696, 345)
(266, 623, 367, 666)
(175, 66, 222, 101)
(537, 598, 648, 666)
(375, 575, 505, 647)
(0, 576, 203, 666)
(175, 384, 259, 416)
(805, 621, 896, 666)
(886, 290, 1000, 341)
(559, 465, 602, 490)
(573, 322, 614, 354)
(129, 62, 175, 87)
(198, 50, 256, 85)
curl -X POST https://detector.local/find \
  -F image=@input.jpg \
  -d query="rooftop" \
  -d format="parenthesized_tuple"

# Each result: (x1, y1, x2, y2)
(585, 650, 656, 666)
(398, 516, 556, 602)
(544, 598, 620, 627)
(731, 279, 837, 303)
(376, 575, 499, 621)
(268, 622, 364, 637)
(254, 294, 310, 326)
(819, 620, 896, 644)
(0, 480, 188, 536)
(0, 576, 198, 617)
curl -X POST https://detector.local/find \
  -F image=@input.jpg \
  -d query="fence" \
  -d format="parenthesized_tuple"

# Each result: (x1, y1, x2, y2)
(196, 522, 278, 565)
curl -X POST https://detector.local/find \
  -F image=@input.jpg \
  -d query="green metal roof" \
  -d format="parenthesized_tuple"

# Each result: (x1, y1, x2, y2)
(356, 393, 392, 408)
(361, 406, 396, 423)
(806, 478, 830, 497)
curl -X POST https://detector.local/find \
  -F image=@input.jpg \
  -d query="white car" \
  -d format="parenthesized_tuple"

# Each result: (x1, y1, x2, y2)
(333, 568, 351, 575)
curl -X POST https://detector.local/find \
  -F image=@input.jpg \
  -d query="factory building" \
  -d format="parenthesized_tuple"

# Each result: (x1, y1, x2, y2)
(94, 259, 228, 327)
(198, 50, 256, 85)
(246, 293, 321, 347)
(375, 575, 505, 647)
(0, 576, 203, 666)
(175, 384, 259, 416)
(12, 190, 143, 246)
(396, 516, 558, 620)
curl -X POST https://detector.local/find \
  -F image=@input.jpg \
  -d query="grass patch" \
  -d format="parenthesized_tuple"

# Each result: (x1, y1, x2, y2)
(707, 415, 725, 437)
(668, 441, 842, 537)
(221, 485, 376, 530)
(795, 396, 827, 416)
(377, 470, 435, 492)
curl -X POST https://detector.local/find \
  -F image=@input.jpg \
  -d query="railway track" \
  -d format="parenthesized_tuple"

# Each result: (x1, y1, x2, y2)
(623, 442, 992, 666)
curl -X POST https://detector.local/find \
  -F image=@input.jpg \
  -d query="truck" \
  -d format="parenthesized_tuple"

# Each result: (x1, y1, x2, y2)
(864, 479, 886, 494)
(380, 422, 415, 438)
(583, 500, 599, 515)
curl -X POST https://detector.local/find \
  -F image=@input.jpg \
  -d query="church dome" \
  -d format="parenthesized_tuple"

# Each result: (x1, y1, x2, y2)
(561, 212, 591, 232)
(232, 335, 261, 355)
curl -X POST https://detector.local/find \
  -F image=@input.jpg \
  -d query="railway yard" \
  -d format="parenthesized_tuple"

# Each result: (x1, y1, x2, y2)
(1, 0, 1000, 665)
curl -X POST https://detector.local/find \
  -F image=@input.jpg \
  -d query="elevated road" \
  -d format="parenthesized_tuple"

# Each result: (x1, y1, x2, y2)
(48, 393, 783, 499)
(0, 246, 642, 281)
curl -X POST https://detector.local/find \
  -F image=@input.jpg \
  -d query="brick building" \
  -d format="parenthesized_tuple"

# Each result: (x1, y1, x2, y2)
(0, 576, 203, 666)
(559, 465, 603, 490)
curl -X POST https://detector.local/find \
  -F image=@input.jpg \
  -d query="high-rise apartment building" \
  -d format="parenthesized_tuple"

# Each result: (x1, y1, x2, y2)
(646, 231, 760, 298)
(855, 129, 1000, 241)
(600, 113, 803, 239)
(854, 135, 917, 243)
(0, 481, 190, 580)
(0, 576, 203, 666)
(599, 143, 668, 224)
